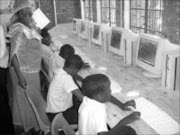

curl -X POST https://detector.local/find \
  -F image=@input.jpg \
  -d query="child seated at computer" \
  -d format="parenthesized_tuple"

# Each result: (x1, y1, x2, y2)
(46, 54, 84, 127)
(59, 44, 90, 69)
(78, 74, 140, 135)
(41, 28, 62, 51)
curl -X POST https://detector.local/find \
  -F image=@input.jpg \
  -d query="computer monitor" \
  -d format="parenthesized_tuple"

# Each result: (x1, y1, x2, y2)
(162, 50, 180, 90)
(101, 25, 111, 53)
(92, 23, 102, 45)
(79, 20, 90, 39)
(72, 18, 80, 34)
(108, 27, 126, 56)
(123, 29, 138, 66)
(136, 33, 179, 78)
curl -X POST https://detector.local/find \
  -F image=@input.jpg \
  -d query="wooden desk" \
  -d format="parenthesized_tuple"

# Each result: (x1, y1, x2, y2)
(49, 23, 180, 135)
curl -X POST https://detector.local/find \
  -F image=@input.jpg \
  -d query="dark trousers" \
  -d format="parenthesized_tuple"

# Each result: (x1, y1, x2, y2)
(108, 125, 137, 135)
(0, 67, 15, 134)
(47, 95, 81, 125)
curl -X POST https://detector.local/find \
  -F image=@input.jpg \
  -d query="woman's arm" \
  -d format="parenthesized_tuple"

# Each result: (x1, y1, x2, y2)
(11, 54, 27, 89)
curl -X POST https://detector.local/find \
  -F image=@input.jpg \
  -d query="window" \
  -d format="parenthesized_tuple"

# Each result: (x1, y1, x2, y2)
(130, 0, 164, 37)
(84, 0, 93, 21)
(101, 0, 116, 26)
(101, 0, 124, 27)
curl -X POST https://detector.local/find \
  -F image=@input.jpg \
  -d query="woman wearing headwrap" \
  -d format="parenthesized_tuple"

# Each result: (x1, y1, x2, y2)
(7, 0, 50, 134)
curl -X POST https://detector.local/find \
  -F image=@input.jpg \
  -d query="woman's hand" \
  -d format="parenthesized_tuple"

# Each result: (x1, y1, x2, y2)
(18, 74, 28, 89)
(123, 100, 136, 111)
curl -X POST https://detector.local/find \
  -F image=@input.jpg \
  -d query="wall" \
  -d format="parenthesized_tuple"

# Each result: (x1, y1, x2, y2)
(39, 0, 55, 29)
(39, 0, 81, 28)
(162, 0, 180, 45)
(56, 0, 81, 24)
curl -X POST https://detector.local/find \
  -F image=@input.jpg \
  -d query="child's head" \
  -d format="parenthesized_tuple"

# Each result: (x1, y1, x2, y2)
(64, 54, 83, 76)
(41, 28, 51, 46)
(59, 44, 75, 59)
(82, 74, 111, 103)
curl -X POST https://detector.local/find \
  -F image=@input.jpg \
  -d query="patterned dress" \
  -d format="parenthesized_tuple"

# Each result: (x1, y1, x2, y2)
(8, 23, 49, 132)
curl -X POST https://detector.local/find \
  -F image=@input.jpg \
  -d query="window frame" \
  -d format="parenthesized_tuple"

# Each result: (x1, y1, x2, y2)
(130, 0, 164, 36)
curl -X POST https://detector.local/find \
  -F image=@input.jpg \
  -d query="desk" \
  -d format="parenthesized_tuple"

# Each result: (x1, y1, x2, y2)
(78, 67, 159, 135)
(49, 23, 180, 135)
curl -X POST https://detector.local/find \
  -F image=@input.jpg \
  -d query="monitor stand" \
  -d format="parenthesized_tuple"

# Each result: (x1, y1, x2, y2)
(143, 71, 161, 78)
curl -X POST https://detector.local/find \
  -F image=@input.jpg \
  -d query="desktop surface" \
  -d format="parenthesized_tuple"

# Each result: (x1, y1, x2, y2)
(49, 23, 180, 135)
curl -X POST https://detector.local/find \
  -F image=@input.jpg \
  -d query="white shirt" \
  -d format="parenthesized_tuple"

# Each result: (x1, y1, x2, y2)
(0, 25, 9, 68)
(41, 45, 64, 79)
(78, 97, 108, 135)
(51, 52, 64, 75)
(46, 68, 78, 113)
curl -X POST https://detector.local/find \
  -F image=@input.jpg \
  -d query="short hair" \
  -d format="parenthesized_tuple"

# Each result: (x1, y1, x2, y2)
(82, 74, 110, 99)
(41, 28, 50, 38)
(59, 44, 75, 59)
(64, 54, 83, 70)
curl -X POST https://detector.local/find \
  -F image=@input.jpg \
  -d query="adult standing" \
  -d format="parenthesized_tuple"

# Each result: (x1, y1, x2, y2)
(7, 0, 50, 134)
(0, 23, 14, 134)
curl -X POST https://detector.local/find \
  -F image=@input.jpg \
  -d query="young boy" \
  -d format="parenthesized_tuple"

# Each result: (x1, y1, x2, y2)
(46, 54, 84, 125)
(78, 74, 140, 135)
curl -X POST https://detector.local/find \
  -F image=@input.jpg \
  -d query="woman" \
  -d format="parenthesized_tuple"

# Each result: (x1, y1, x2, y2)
(8, 1, 50, 134)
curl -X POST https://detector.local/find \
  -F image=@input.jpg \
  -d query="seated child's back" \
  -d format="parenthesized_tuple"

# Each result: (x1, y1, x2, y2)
(78, 74, 139, 135)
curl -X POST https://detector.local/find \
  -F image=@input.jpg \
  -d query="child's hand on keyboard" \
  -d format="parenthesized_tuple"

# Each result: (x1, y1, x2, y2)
(123, 100, 136, 111)
(120, 112, 141, 126)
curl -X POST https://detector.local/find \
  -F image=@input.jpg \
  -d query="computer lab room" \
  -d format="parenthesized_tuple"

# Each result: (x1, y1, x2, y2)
(0, 0, 179, 135)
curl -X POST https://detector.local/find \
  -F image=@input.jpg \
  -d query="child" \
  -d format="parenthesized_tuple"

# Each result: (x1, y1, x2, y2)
(41, 28, 52, 46)
(59, 44, 75, 59)
(46, 54, 84, 125)
(78, 74, 140, 135)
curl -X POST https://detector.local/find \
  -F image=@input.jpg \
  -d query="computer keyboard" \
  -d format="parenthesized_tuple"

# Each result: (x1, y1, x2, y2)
(134, 97, 180, 135)
(106, 97, 180, 135)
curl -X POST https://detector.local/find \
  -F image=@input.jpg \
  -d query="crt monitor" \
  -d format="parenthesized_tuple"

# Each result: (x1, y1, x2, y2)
(122, 29, 138, 66)
(72, 18, 80, 34)
(79, 20, 90, 39)
(136, 33, 179, 78)
(92, 23, 101, 45)
(162, 50, 180, 90)
(108, 27, 126, 56)
(92, 23, 111, 47)
(101, 25, 111, 53)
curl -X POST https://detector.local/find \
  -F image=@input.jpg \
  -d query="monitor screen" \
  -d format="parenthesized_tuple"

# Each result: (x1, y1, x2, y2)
(110, 30, 122, 49)
(93, 25, 100, 40)
(80, 22, 85, 33)
(138, 38, 158, 66)
(73, 20, 76, 31)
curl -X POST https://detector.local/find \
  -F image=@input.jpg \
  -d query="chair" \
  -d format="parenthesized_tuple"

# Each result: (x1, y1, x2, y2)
(40, 69, 51, 101)
(26, 82, 78, 135)
(51, 113, 77, 135)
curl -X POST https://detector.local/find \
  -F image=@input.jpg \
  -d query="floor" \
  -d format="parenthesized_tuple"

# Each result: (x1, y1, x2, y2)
(49, 23, 180, 126)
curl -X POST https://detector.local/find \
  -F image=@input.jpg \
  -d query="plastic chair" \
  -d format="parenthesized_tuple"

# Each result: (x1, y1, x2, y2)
(26, 79, 78, 135)
(40, 69, 51, 101)
(51, 113, 78, 135)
